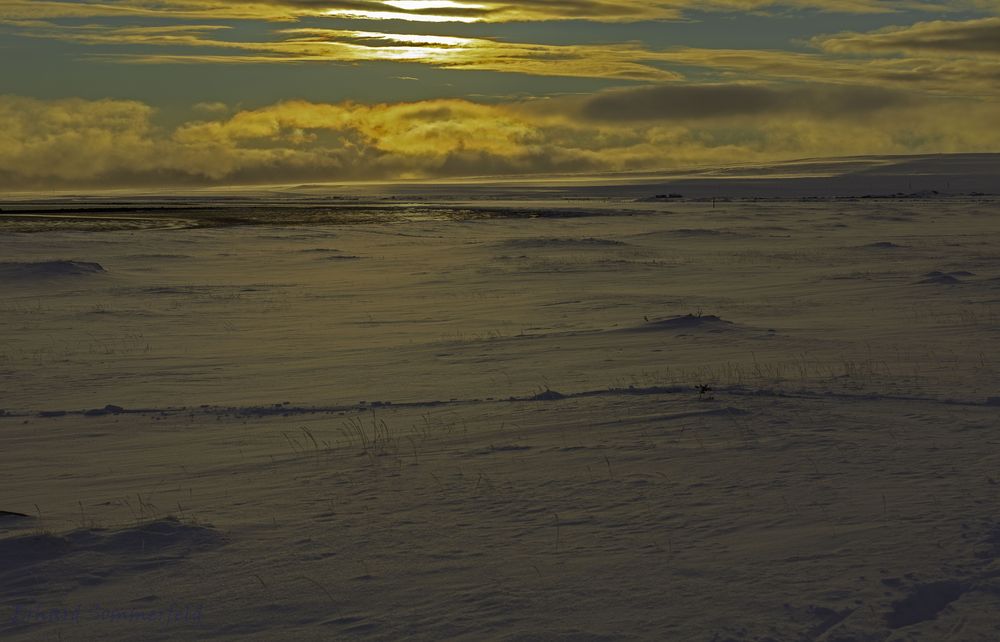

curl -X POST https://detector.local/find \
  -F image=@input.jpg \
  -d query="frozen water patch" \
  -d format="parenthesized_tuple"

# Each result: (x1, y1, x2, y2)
(885, 581, 966, 629)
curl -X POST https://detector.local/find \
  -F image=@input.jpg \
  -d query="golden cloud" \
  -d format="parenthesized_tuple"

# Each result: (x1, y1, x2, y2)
(10, 21, 683, 80)
(1, 89, 999, 190)
(12, 17, 1000, 92)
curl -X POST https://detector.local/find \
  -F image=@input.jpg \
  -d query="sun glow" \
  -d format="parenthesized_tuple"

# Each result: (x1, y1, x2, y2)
(351, 31, 473, 47)
(339, 45, 447, 60)
(324, 31, 472, 60)
(323, 9, 479, 22)
(383, 0, 485, 9)
(325, 0, 485, 23)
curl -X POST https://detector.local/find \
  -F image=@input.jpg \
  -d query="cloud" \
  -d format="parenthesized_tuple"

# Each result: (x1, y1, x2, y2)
(816, 17, 1000, 55)
(11, 22, 683, 80)
(193, 101, 231, 114)
(574, 83, 917, 121)
(1, 89, 999, 190)
(0, 0, 989, 25)
(633, 45, 1000, 95)
(4, 0, 1000, 96)
(10, 14, 1000, 93)
(4, 3, 997, 193)
(0, 96, 158, 182)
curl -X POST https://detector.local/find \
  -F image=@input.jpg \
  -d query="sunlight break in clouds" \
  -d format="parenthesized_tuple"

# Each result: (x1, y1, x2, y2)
(325, 0, 485, 23)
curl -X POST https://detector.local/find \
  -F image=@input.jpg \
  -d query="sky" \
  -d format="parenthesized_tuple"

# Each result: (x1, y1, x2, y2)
(1, 0, 999, 190)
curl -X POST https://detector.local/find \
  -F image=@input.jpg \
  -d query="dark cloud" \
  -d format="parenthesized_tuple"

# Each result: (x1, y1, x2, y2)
(578, 83, 919, 122)
(817, 18, 1000, 55)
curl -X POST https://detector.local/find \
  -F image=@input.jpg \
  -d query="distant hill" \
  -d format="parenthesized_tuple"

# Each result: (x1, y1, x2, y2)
(2, 153, 997, 202)
(285, 153, 1000, 200)
(590, 153, 1000, 199)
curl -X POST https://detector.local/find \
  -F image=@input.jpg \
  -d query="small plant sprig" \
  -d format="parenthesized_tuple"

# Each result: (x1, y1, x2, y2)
(344, 409, 396, 458)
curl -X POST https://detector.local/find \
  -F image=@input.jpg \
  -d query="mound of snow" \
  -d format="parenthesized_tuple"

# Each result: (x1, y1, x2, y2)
(885, 581, 966, 629)
(496, 237, 626, 249)
(0, 517, 223, 572)
(0, 260, 105, 279)
(0, 511, 33, 535)
(84, 404, 126, 417)
(0, 533, 70, 569)
(918, 274, 961, 285)
(925, 270, 975, 278)
(530, 389, 567, 401)
(634, 314, 736, 333)
(667, 228, 732, 237)
(94, 517, 224, 554)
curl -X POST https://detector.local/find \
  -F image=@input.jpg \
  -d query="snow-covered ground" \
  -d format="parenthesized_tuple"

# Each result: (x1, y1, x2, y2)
(2, 188, 1000, 639)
